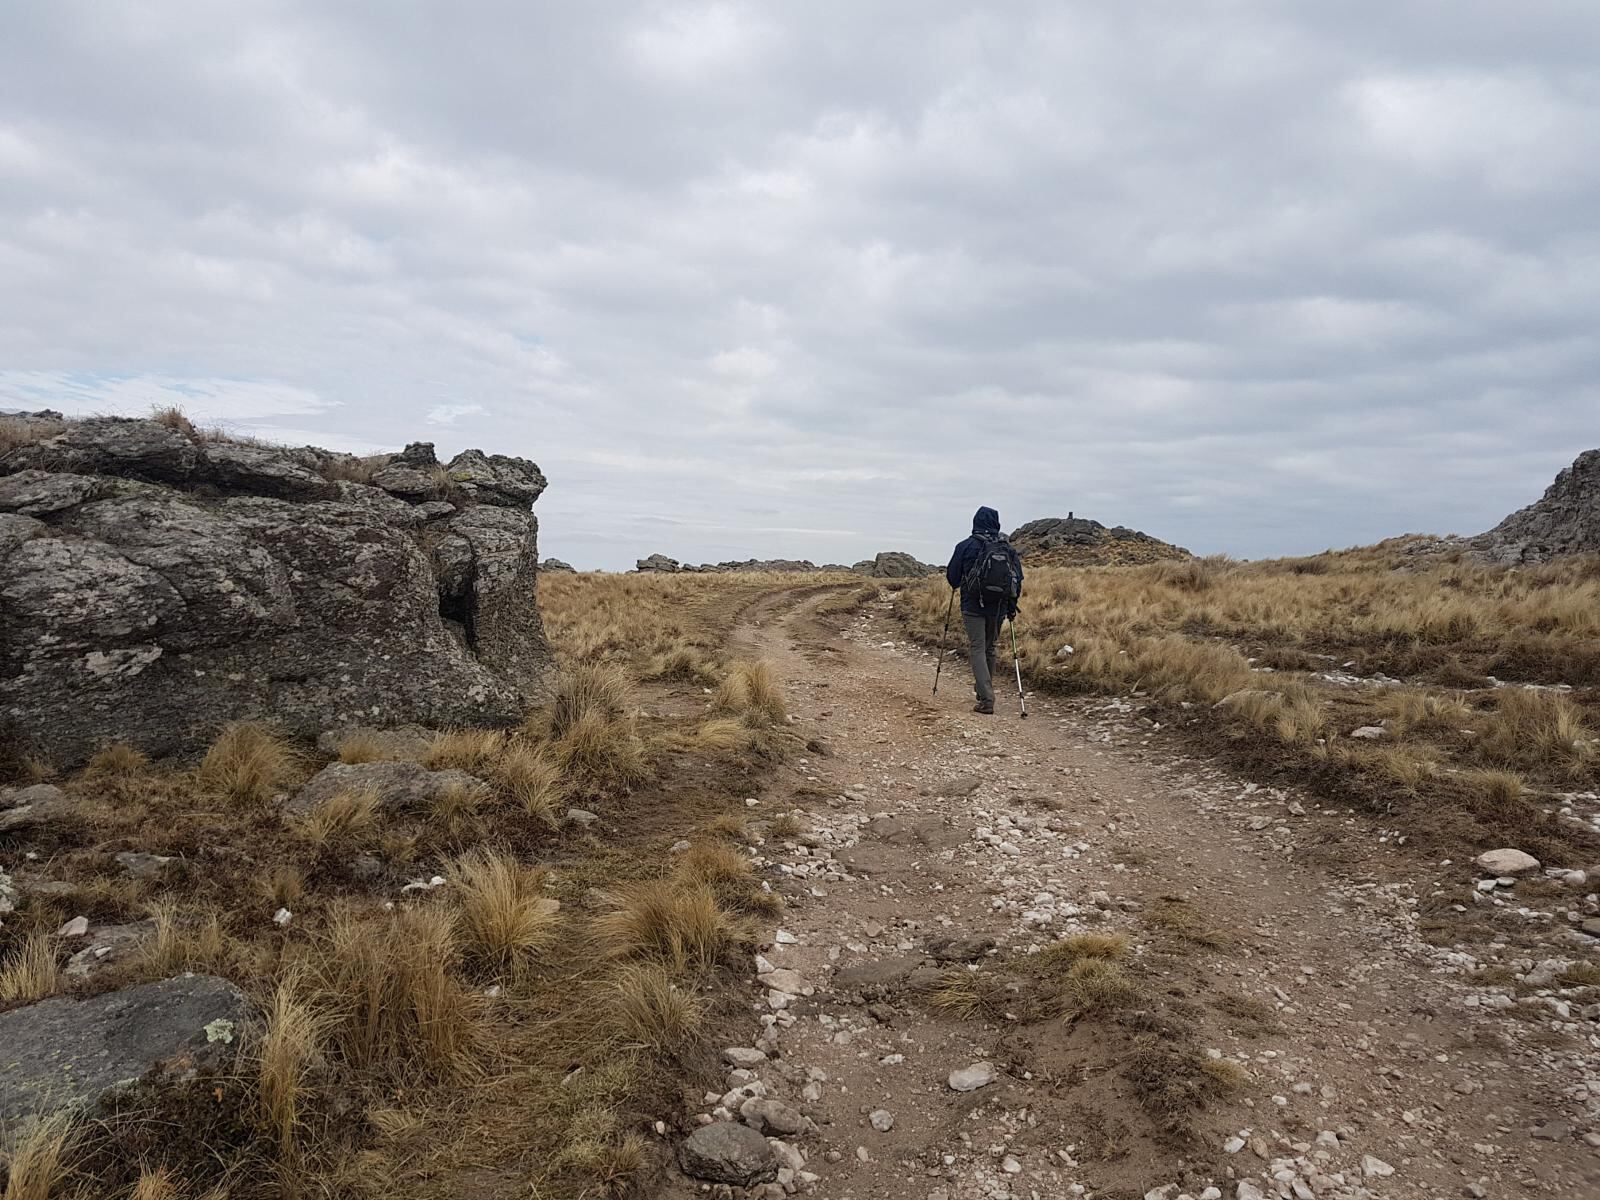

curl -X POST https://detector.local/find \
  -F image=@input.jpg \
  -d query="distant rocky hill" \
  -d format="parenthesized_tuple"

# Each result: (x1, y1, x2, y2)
(0, 415, 553, 763)
(1008, 515, 1191, 567)
(1470, 448, 1600, 564)
(634, 551, 936, 577)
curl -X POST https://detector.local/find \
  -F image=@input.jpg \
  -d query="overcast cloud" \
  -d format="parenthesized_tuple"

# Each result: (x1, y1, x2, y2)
(3, 2, 1598, 568)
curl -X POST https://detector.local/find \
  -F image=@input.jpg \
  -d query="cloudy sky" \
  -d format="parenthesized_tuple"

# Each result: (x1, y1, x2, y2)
(3, 3, 1598, 568)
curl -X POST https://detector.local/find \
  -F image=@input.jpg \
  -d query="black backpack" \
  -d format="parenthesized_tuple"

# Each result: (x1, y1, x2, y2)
(963, 535, 1018, 609)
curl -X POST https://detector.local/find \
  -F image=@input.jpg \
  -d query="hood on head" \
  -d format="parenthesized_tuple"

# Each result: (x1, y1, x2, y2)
(972, 506, 1000, 535)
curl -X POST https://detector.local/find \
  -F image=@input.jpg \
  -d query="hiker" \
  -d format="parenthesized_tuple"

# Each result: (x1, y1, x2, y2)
(945, 506, 1023, 714)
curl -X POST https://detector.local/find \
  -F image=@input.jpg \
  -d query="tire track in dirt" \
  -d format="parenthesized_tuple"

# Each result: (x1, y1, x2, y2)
(661, 587, 1599, 1200)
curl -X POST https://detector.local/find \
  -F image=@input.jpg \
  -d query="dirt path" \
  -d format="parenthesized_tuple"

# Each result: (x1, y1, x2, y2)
(661, 588, 1600, 1200)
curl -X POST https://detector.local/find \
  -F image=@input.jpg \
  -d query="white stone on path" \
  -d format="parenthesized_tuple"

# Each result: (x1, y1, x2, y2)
(57, 915, 89, 937)
(1474, 848, 1540, 876)
(869, 1108, 894, 1132)
(948, 1061, 998, 1092)
(1361, 1155, 1395, 1178)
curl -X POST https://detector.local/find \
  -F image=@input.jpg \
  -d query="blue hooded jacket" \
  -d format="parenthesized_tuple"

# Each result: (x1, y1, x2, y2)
(946, 506, 1023, 617)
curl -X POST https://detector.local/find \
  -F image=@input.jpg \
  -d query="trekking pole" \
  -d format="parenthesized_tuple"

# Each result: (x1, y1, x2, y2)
(932, 588, 955, 695)
(1010, 616, 1028, 718)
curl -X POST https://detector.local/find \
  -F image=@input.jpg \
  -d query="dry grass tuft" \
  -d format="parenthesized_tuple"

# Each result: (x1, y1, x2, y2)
(261, 864, 306, 910)
(334, 734, 387, 765)
(592, 880, 740, 972)
(551, 709, 651, 788)
(149, 405, 201, 440)
(716, 661, 787, 725)
(256, 974, 330, 1158)
(126, 1166, 180, 1200)
(447, 849, 560, 973)
(198, 722, 301, 804)
(1143, 898, 1235, 949)
(490, 742, 566, 824)
(139, 902, 228, 977)
(608, 963, 705, 1052)
(1034, 931, 1130, 973)
(85, 742, 150, 778)
(0, 413, 68, 457)
(421, 728, 506, 773)
(548, 664, 635, 738)
(691, 717, 757, 755)
(932, 968, 1013, 1021)
(0, 934, 61, 1005)
(297, 787, 380, 848)
(1057, 956, 1138, 1017)
(704, 813, 750, 840)
(432, 779, 489, 839)
(0, 1112, 75, 1200)
(1558, 962, 1600, 987)
(1479, 688, 1596, 777)
(317, 905, 482, 1079)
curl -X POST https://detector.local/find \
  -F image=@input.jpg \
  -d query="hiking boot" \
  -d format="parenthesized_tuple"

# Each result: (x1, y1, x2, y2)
(973, 700, 995, 714)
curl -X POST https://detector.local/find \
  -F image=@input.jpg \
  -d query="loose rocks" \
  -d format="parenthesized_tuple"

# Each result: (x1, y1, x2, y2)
(948, 1061, 999, 1092)
(678, 1121, 779, 1186)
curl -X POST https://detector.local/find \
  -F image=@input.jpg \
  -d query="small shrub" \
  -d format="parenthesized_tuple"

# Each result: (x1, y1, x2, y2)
(1479, 688, 1595, 778)
(931, 968, 1013, 1021)
(149, 406, 200, 440)
(198, 722, 300, 804)
(548, 665, 635, 739)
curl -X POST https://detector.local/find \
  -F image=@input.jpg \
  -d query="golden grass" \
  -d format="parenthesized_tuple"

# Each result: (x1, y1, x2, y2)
(447, 849, 560, 973)
(297, 786, 381, 848)
(334, 734, 388, 765)
(1057, 957, 1138, 1018)
(716, 660, 787, 725)
(0, 934, 61, 1005)
(256, 974, 330, 1158)
(551, 709, 651, 788)
(139, 901, 228, 977)
(0, 1113, 74, 1200)
(608, 963, 705, 1052)
(1479, 688, 1595, 777)
(316, 905, 482, 1079)
(149, 405, 201, 440)
(85, 742, 150, 778)
(198, 722, 301, 804)
(548, 664, 635, 739)
(592, 880, 740, 973)
(126, 1166, 180, 1200)
(931, 968, 1013, 1021)
(0, 412, 68, 457)
(421, 728, 506, 773)
(490, 742, 566, 824)
(1143, 898, 1235, 949)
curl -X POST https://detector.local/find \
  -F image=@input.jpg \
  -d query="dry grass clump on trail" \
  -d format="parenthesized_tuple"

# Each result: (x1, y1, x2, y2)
(84, 742, 150, 778)
(900, 550, 1600, 863)
(592, 879, 744, 972)
(716, 660, 788, 725)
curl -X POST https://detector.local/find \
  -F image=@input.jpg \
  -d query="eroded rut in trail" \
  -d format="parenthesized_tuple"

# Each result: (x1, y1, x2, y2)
(662, 589, 1600, 1200)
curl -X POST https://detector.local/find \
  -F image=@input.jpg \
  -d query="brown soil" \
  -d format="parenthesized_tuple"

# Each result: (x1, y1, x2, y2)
(655, 586, 1600, 1200)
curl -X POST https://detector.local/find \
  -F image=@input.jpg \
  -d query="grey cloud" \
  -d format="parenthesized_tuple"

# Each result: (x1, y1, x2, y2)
(3, 2, 1599, 569)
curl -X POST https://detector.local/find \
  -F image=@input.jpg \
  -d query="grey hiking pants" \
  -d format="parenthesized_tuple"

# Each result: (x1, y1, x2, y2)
(963, 610, 1004, 704)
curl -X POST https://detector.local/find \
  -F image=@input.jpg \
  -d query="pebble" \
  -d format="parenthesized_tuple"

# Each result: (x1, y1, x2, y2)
(1360, 1154, 1395, 1178)
(948, 1061, 999, 1092)
(56, 915, 89, 937)
(869, 1108, 894, 1132)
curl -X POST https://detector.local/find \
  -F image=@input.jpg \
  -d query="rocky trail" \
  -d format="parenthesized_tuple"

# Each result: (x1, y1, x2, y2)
(661, 588, 1600, 1200)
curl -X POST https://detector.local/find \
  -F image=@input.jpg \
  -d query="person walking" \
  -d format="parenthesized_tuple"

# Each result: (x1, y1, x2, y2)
(945, 506, 1023, 714)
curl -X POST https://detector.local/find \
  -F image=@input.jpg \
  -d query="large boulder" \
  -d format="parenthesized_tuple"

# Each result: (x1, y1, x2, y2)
(0, 418, 553, 764)
(1008, 516, 1191, 567)
(636, 554, 681, 573)
(0, 975, 250, 1124)
(1472, 449, 1600, 564)
(853, 551, 938, 578)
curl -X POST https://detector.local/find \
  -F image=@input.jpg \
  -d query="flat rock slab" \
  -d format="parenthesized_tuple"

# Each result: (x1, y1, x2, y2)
(0, 975, 250, 1123)
(0, 784, 75, 835)
(678, 1121, 779, 1185)
(927, 934, 996, 963)
(286, 761, 487, 816)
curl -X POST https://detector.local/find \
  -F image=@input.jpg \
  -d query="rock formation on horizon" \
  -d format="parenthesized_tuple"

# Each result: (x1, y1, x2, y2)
(0, 416, 553, 764)
(1008, 515, 1191, 567)
(852, 551, 939, 578)
(1470, 448, 1600, 564)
